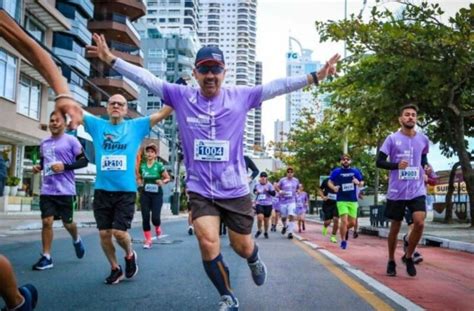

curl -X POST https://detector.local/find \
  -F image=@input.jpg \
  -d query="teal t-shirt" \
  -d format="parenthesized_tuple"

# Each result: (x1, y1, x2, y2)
(84, 114, 150, 192)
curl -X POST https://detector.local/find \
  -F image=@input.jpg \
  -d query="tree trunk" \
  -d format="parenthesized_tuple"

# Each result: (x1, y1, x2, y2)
(444, 163, 459, 223)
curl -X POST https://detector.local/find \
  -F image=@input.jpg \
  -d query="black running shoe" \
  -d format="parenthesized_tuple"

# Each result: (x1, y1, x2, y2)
(125, 250, 138, 279)
(413, 251, 423, 264)
(264, 232, 269, 239)
(105, 266, 124, 284)
(287, 233, 293, 239)
(353, 231, 359, 239)
(281, 226, 287, 235)
(254, 230, 262, 238)
(386, 260, 397, 277)
(401, 254, 416, 277)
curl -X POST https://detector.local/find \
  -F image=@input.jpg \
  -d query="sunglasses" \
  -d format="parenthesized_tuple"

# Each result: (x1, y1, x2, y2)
(108, 101, 126, 107)
(196, 65, 224, 75)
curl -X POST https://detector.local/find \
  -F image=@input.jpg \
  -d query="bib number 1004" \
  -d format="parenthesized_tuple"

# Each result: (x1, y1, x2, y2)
(194, 140, 229, 162)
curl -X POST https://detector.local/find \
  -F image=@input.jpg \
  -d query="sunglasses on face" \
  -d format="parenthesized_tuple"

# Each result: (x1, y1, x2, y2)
(108, 101, 126, 107)
(196, 65, 224, 75)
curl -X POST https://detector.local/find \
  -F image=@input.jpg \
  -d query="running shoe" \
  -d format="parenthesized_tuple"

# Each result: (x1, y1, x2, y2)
(218, 295, 239, 311)
(302, 222, 306, 231)
(32, 255, 53, 271)
(401, 254, 417, 277)
(188, 226, 194, 235)
(143, 239, 152, 249)
(281, 226, 287, 235)
(413, 251, 423, 264)
(125, 250, 138, 279)
(105, 266, 124, 285)
(271, 224, 276, 232)
(353, 231, 359, 239)
(330, 235, 337, 243)
(403, 234, 409, 253)
(17, 284, 38, 310)
(298, 228, 302, 233)
(264, 232, 269, 239)
(73, 238, 85, 259)
(386, 260, 397, 276)
(322, 226, 328, 236)
(155, 226, 162, 238)
(254, 230, 262, 238)
(340, 240, 347, 250)
(287, 233, 293, 239)
(248, 255, 267, 286)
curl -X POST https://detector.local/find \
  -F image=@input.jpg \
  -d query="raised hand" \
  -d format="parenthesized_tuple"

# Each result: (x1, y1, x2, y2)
(317, 53, 341, 81)
(86, 33, 116, 65)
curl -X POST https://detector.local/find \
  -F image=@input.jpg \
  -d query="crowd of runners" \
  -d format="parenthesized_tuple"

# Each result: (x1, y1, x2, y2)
(0, 9, 435, 311)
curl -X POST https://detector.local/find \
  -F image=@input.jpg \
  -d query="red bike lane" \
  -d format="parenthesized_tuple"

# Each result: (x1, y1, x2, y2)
(298, 221, 474, 310)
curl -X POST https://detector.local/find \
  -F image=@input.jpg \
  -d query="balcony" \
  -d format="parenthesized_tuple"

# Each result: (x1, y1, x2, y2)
(69, 83, 89, 107)
(67, 0, 94, 18)
(89, 14, 140, 47)
(92, 0, 146, 21)
(53, 47, 90, 76)
(109, 41, 144, 67)
(24, 0, 70, 31)
(89, 75, 139, 100)
(68, 17, 92, 46)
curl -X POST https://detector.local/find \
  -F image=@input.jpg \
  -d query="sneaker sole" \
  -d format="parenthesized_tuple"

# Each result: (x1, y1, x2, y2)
(33, 264, 53, 270)
(105, 274, 125, 285)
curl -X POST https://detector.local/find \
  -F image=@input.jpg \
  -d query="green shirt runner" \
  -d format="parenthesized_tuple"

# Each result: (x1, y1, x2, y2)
(140, 162, 165, 193)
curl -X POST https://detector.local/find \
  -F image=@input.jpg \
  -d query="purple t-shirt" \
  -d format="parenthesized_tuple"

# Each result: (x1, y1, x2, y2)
(254, 182, 275, 206)
(163, 84, 262, 199)
(40, 134, 82, 195)
(278, 177, 299, 203)
(296, 191, 309, 210)
(380, 130, 430, 200)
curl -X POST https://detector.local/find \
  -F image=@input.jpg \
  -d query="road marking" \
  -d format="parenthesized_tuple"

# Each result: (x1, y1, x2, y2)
(295, 238, 423, 311)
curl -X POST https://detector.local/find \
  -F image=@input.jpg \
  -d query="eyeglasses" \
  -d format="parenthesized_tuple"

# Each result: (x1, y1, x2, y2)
(196, 65, 224, 75)
(108, 101, 126, 107)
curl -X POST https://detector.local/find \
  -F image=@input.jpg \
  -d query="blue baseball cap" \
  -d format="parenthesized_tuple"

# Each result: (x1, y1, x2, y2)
(195, 46, 225, 67)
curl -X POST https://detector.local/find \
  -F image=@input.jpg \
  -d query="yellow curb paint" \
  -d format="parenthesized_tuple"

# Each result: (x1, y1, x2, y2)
(294, 239, 394, 311)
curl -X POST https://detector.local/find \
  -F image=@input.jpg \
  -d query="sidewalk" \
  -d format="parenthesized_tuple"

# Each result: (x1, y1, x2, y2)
(0, 203, 185, 237)
(306, 211, 474, 253)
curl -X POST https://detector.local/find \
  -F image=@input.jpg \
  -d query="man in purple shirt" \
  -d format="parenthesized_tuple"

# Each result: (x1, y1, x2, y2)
(376, 104, 431, 277)
(253, 172, 276, 239)
(31, 111, 88, 271)
(276, 167, 300, 239)
(87, 33, 339, 309)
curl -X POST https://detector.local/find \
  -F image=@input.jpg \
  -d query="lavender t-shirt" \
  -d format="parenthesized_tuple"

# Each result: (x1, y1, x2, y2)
(40, 134, 82, 195)
(380, 130, 430, 200)
(278, 177, 299, 204)
(163, 84, 262, 199)
(254, 182, 275, 206)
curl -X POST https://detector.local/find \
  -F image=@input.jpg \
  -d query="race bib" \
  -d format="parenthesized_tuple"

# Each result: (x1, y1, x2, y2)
(101, 155, 126, 171)
(328, 193, 337, 200)
(144, 184, 159, 193)
(399, 167, 419, 180)
(194, 140, 229, 162)
(284, 191, 293, 197)
(342, 183, 354, 192)
(44, 162, 61, 176)
(257, 194, 266, 201)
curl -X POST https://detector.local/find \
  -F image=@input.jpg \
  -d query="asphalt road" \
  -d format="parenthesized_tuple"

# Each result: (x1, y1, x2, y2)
(0, 219, 402, 310)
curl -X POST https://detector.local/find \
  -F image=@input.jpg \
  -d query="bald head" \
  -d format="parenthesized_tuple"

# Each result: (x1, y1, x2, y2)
(107, 94, 128, 123)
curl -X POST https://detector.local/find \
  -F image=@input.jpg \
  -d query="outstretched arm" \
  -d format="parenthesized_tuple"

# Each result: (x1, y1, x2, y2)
(261, 53, 341, 101)
(0, 9, 83, 126)
(150, 105, 174, 127)
(87, 33, 167, 99)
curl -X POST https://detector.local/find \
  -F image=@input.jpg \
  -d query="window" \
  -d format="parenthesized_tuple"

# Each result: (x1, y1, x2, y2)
(0, 0, 20, 21)
(18, 74, 41, 120)
(24, 15, 45, 43)
(0, 48, 17, 101)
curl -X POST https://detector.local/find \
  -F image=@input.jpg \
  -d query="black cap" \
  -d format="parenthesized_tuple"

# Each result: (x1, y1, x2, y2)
(260, 172, 268, 177)
(195, 46, 225, 67)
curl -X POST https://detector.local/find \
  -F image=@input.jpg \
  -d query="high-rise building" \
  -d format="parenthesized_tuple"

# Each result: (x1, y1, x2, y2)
(286, 37, 322, 129)
(144, 0, 200, 36)
(87, 0, 146, 110)
(199, 0, 258, 155)
(254, 61, 263, 154)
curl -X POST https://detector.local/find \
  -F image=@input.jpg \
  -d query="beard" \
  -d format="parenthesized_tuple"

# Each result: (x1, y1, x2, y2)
(402, 121, 415, 129)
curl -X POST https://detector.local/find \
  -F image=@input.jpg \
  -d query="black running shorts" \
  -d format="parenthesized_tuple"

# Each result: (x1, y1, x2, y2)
(40, 195, 76, 223)
(255, 204, 273, 218)
(188, 192, 254, 235)
(322, 200, 338, 221)
(93, 190, 136, 231)
(384, 195, 426, 222)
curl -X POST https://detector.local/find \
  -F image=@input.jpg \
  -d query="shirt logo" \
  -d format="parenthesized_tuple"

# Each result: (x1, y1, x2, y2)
(102, 132, 127, 150)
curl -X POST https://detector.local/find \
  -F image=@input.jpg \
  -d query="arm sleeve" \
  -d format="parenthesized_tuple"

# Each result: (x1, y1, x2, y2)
(421, 154, 428, 168)
(245, 156, 259, 179)
(376, 151, 399, 170)
(64, 152, 88, 170)
(113, 58, 167, 99)
(261, 75, 308, 102)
